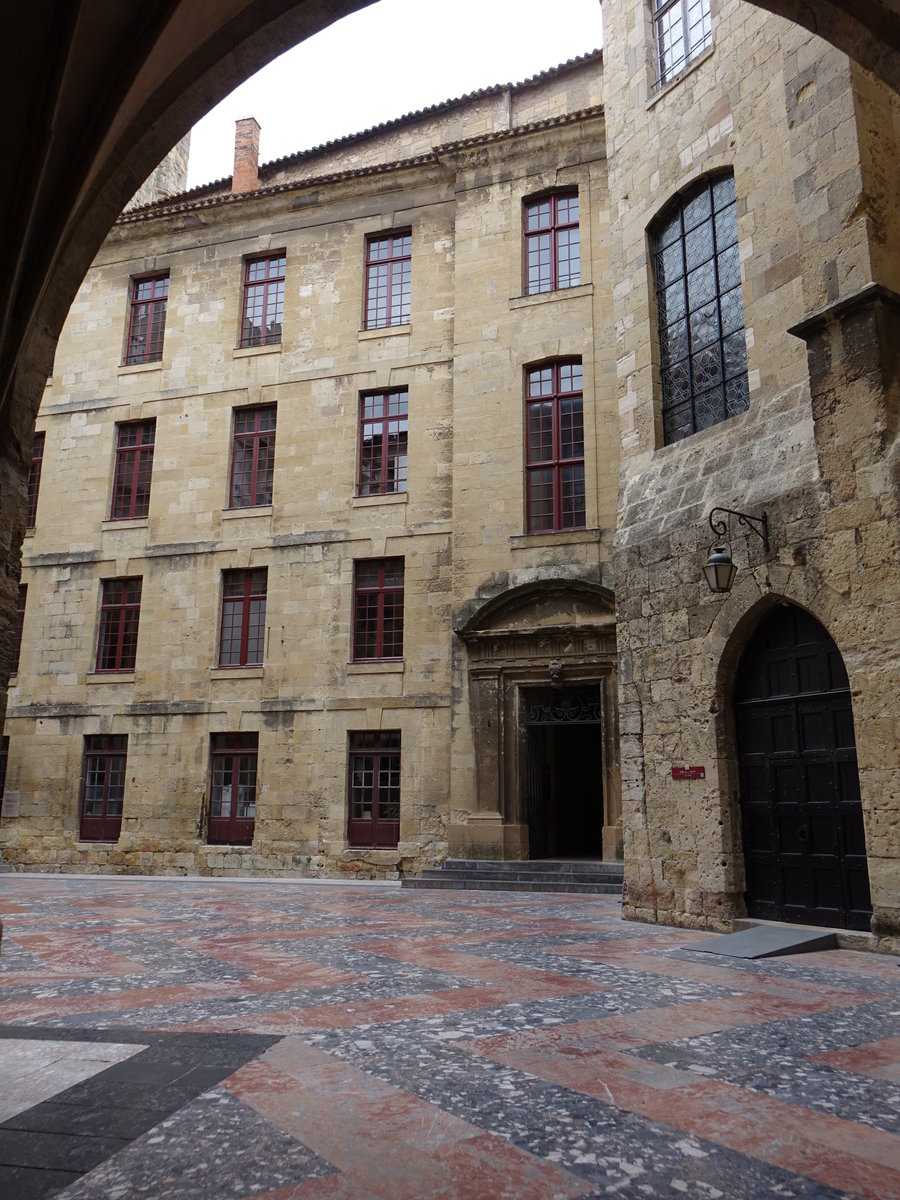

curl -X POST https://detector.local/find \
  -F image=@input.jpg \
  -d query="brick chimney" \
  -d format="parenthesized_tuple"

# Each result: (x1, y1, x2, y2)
(232, 117, 261, 193)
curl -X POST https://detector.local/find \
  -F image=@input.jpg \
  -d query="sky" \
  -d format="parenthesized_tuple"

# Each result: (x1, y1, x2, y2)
(186, 0, 603, 189)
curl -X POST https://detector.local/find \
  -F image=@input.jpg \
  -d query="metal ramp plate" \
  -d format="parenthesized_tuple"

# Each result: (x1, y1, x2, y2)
(687, 926, 837, 959)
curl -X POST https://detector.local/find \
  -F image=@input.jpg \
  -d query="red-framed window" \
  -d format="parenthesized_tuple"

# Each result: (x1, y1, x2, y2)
(365, 232, 411, 329)
(348, 730, 400, 848)
(229, 406, 276, 508)
(359, 390, 408, 496)
(526, 360, 586, 533)
(126, 274, 169, 365)
(353, 558, 404, 661)
(652, 0, 712, 91)
(111, 419, 155, 519)
(240, 255, 285, 348)
(524, 191, 580, 295)
(219, 569, 267, 667)
(11, 584, 26, 675)
(208, 732, 257, 845)
(26, 432, 44, 528)
(96, 578, 142, 672)
(80, 734, 127, 842)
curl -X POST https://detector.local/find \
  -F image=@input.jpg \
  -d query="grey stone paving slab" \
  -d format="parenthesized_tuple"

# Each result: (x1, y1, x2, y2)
(59, 1088, 336, 1200)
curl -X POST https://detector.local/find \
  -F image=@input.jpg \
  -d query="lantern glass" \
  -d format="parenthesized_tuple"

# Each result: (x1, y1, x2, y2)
(703, 546, 738, 593)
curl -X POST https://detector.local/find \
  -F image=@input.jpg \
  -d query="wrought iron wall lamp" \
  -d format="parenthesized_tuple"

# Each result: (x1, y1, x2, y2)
(703, 507, 769, 593)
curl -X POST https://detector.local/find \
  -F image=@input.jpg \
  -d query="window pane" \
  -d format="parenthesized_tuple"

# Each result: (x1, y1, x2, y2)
(528, 403, 554, 464)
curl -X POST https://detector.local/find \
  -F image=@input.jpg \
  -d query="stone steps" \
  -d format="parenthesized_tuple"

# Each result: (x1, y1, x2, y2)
(402, 859, 624, 895)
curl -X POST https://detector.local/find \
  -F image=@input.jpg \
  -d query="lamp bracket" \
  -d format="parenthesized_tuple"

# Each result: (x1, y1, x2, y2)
(708, 507, 768, 551)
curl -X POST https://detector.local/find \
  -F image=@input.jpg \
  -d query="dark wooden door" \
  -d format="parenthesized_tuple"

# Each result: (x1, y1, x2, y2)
(525, 725, 551, 859)
(734, 607, 872, 930)
(524, 688, 603, 859)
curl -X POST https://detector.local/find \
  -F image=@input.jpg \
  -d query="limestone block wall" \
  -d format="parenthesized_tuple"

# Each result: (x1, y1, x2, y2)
(0, 156, 457, 879)
(1, 74, 623, 879)
(602, 0, 900, 947)
(126, 135, 192, 211)
(445, 113, 619, 843)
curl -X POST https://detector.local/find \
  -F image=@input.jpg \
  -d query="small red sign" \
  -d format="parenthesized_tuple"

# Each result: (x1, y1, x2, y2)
(671, 765, 705, 780)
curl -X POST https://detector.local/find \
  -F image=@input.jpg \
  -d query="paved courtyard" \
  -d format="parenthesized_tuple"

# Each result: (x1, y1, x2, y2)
(0, 875, 898, 1199)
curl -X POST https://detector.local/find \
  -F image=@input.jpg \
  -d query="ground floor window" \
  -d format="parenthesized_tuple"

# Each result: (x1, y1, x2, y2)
(347, 731, 400, 848)
(208, 732, 257, 845)
(80, 735, 127, 841)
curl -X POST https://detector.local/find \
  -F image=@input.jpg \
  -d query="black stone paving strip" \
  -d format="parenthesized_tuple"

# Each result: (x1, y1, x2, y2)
(310, 1021, 858, 1199)
(0, 1026, 280, 1200)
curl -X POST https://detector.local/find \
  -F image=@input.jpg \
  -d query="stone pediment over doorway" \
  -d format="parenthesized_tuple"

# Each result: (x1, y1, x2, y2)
(457, 579, 616, 665)
(454, 577, 620, 862)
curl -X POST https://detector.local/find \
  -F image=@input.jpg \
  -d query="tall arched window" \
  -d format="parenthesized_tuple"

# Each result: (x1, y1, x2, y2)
(652, 173, 748, 445)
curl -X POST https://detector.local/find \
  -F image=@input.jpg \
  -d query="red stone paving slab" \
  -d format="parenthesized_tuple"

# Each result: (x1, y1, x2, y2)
(251, 1177, 382, 1200)
(799, 947, 900, 981)
(470, 991, 864, 1058)
(9, 932, 148, 978)
(0, 962, 358, 1024)
(348, 935, 610, 991)
(169, 971, 612, 1036)
(175, 938, 363, 990)
(0, 982, 230, 1025)
(811, 1034, 900, 1082)
(464, 1024, 900, 1200)
(227, 1037, 593, 1200)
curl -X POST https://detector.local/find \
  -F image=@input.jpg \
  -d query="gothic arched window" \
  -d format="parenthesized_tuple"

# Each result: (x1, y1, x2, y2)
(652, 173, 749, 444)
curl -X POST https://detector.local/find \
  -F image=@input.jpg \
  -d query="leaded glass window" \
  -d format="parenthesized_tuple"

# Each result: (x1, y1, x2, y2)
(653, 174, 748, 444)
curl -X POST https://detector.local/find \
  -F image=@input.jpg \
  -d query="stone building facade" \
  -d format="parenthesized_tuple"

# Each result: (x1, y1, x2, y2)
(603, 0, 900, 951)
(2, 1, 898, 951)
(0, 52, 621, 880)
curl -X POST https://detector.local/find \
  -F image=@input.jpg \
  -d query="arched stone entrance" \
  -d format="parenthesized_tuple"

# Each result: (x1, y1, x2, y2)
(454, 580, 620, 862)
(734, 605, 872, 931)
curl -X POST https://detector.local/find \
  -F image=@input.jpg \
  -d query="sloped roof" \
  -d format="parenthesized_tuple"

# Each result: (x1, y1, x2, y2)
(120, 48, 603, 221)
